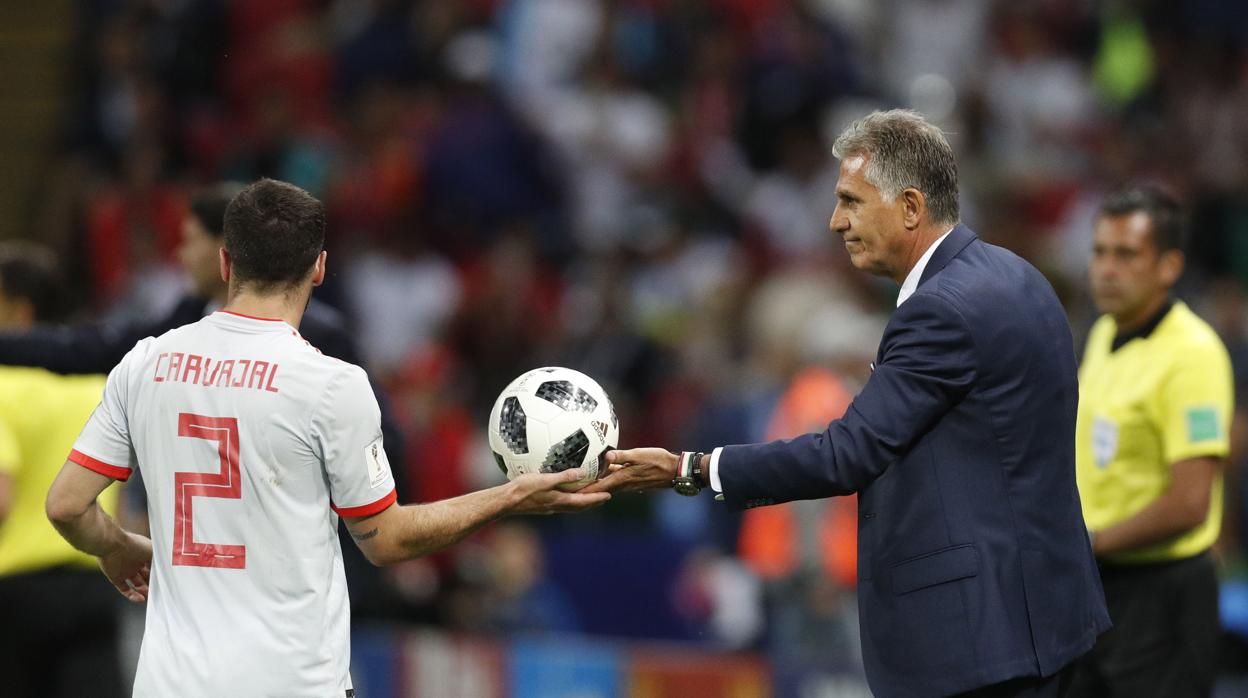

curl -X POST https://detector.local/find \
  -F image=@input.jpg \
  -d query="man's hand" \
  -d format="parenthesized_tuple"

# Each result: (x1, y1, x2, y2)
(579, 448, 680, 494)
(100, 531, 152, 603)
(508, 468, 612, 514)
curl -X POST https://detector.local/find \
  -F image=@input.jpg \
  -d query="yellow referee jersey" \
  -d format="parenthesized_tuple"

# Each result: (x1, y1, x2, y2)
(1075, 301, 1233, 564)
(0, 366, 115, 576)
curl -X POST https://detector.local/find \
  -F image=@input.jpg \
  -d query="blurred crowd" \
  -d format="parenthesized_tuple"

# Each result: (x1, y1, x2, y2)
(15, 0, 1248, 673)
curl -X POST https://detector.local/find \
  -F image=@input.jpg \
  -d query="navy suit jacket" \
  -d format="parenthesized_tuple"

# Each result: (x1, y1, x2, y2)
(719, 225, 1110, 697)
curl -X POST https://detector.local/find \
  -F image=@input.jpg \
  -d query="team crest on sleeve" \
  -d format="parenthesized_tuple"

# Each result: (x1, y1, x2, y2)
(365, 439, 388, 488)
(1092, 416, 1118, 469)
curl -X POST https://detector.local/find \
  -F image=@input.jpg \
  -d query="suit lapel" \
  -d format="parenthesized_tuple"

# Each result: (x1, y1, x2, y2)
(918, 224, 977, 288)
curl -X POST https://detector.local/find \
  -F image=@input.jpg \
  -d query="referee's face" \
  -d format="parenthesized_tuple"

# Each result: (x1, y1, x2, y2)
(1090, 211, 1179, 328)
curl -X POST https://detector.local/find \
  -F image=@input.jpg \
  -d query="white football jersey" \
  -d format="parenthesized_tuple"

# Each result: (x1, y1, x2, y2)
(70, 310, 395, 698)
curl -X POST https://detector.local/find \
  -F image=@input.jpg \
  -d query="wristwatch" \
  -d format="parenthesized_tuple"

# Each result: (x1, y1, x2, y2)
(672, 451, 704, 496)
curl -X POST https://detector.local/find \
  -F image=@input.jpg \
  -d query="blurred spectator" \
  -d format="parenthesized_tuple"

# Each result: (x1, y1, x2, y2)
(671, 546, 763, 650)
(446, 522, 582, 635)
(740, 367, 862, 669)
(343, 244, 461, 376)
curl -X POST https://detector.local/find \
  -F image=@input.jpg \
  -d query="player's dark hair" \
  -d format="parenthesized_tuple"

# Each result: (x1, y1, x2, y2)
(223, 178, 325, 291)
(1099, 185, 1187, 253)
(0, 242, 64, 322)
(189, 182, 245, 238)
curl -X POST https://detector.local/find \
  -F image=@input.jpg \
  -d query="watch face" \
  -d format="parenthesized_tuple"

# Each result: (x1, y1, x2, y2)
(673, 477, 700, 497)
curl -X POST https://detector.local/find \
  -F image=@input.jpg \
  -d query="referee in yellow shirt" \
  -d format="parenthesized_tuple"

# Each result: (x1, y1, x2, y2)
(1068, 187, 1231, 698)
(0, 245, 122, 697)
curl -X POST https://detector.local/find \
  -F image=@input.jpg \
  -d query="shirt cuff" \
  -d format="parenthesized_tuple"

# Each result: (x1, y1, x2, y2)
(331, 489, 397, 518)
(68, 448, 132, 482)
(709, 447, 724, 493)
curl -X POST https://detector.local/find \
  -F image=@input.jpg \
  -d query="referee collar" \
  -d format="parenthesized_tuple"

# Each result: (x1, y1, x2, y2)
(1111, 298, 1174, 352)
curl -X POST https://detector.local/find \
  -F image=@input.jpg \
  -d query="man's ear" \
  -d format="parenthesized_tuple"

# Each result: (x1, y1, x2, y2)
(311, 250, 327, 287)
(1159, 249, 1184, 288)
(901, 188, 925, 230)
(219, 248, 231, 285)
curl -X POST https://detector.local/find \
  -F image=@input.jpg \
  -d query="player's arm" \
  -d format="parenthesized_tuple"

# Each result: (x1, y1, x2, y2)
(1091, 456, 1220, 556)
(46, 461, 151, 602)
(46, 342, 152, 602)
(344, 468, 608, 566)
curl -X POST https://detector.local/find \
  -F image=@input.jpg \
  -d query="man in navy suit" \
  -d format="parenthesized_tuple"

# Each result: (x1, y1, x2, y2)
(587, 110, 1110, 697)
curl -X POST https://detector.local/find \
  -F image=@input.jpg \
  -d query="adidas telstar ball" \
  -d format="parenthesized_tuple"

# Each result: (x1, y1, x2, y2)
(488, 367, 619, 489)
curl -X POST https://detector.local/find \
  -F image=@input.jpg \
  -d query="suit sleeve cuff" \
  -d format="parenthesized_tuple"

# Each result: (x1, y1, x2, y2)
(709, 446, 724, 493)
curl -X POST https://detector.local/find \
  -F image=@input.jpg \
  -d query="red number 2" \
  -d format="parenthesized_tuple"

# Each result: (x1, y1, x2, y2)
(173, 413, 246, 569)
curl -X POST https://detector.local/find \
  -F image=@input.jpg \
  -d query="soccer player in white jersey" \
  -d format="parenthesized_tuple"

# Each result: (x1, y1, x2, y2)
(44, 178, 610, 697)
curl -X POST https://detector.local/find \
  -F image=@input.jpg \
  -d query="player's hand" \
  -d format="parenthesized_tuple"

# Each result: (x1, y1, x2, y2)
(99, 531, 153, 603)
(509, 469, 611, 514)
(578, 447, 679, 494)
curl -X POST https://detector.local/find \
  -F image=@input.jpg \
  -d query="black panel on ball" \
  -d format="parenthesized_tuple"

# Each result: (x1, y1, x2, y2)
(535, 380, 598, 413)
(499, 396, 529, 454)
(542, 430, 590, 473)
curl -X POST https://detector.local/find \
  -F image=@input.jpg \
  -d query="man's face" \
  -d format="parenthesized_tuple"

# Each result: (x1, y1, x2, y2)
(177, 215, 226, 299)
(830, 155, 910, 280)
(1089, 211, 1175, 322)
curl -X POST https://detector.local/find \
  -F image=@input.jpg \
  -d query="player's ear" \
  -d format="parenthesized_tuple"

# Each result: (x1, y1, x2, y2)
(311, 250, 327, 287)
(219, 248, 231, 285)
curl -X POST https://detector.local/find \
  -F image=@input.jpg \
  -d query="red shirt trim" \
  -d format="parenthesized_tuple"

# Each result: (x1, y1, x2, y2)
(68, 449, 132, 482)
(331, 489, 397, 518)
(217, 310, 285, 322)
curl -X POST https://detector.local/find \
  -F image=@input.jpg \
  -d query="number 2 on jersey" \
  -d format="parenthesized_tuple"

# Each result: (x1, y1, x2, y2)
(173, 413, 247, 569)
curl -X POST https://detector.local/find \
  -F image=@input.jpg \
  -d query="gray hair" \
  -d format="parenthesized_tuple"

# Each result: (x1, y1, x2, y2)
(831, 109, 960, 225)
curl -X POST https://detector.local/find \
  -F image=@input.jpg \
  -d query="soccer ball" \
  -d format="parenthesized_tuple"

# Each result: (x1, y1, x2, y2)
(488, 367, 619, 489)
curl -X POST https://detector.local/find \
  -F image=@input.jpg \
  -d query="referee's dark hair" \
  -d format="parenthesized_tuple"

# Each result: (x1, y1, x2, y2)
(1099, 185, 1187, 253)
(223, 178, 325, 291)
(0, 242, 65, 323)
(189, 181, 245, 238)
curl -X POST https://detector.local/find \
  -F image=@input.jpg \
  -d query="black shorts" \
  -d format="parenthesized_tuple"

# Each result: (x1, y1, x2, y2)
(1068, 550, 1219, 698)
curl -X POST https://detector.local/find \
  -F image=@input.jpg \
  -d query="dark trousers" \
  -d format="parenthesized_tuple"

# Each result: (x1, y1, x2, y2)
(951, 663, 1074, 697)
(1067, 551, 1219, 698)
(0, 566, 124, 698)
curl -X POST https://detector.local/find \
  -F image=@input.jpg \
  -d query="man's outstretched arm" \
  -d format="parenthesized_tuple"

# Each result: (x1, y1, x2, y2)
(46, 461, 151, 603)
(344, 468, 608, 566)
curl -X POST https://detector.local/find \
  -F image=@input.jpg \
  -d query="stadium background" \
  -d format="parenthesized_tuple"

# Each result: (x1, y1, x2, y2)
(4, 0, 1248, 696)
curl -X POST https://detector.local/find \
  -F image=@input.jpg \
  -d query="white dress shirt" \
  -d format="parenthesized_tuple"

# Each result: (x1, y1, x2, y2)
(707, 227, 955, 493)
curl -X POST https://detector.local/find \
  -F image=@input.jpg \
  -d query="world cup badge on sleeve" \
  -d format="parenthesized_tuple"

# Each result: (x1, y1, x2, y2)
(366, 439, 388, 488)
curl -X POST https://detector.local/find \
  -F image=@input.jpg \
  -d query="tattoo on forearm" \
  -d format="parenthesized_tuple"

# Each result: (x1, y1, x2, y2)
(352, 527, 379, 541)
